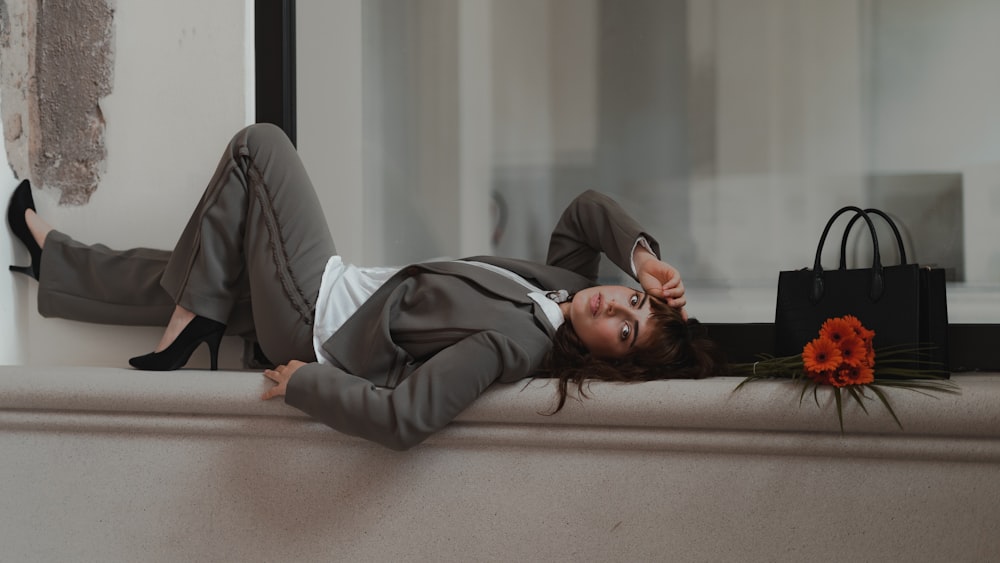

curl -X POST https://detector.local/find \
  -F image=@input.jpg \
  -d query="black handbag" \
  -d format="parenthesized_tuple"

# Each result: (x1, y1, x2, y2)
(774, 206, 949, 374)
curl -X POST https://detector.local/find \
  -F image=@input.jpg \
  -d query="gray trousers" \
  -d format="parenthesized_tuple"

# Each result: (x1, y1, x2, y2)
(37, 123, 336, 365)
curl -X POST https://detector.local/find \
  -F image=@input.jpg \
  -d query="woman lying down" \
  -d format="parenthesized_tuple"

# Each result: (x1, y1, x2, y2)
(8, 124, 724, 450)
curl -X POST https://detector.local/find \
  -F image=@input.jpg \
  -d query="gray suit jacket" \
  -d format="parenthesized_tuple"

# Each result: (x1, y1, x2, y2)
(285, 190, 660, 450)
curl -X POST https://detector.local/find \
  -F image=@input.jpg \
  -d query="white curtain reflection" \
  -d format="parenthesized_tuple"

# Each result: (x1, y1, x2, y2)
(298, 0, 1000, 319)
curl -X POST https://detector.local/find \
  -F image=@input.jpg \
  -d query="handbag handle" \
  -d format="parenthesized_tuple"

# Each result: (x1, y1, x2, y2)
(811, 206, 884, 303)
(838, 208, 908, 269)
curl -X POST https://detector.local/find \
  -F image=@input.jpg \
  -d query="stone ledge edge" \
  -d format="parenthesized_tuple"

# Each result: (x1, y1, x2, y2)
(3, 409, 999, 462)
(1, 366, 998, 439)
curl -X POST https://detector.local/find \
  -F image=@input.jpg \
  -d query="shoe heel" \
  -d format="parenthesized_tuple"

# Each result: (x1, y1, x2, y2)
(206, 331, 223, 371)
(10, 264, 34, 276)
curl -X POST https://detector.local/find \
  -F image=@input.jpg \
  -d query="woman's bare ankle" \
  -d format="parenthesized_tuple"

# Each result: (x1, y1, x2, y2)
(155, 305, 197, 352)
(24, 209, 52, 250)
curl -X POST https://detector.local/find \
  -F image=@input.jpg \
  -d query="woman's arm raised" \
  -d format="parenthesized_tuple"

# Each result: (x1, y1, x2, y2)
(545, 190, 661, 281)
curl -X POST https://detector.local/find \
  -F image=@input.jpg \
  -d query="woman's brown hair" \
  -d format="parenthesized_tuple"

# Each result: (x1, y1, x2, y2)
(537, 294, 726, 412)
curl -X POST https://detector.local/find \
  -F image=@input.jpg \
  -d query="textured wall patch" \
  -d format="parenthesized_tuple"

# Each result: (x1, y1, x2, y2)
(0, 0, 38, 184)
(1, 0, 115, 205)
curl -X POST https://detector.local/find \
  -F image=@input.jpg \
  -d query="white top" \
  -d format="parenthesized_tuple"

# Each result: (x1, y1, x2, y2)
(312, 257, 399, 364)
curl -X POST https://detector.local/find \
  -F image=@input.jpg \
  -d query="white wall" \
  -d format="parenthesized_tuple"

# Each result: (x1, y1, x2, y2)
(1, 88, 24, 365)
(8, 0, 253, 367)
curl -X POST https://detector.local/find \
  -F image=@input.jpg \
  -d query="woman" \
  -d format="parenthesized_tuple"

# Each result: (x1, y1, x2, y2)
(8, 123, 723, 450)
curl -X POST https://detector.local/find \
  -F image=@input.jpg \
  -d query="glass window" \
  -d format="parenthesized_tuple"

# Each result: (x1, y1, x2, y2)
(300, 0, 1000, 323)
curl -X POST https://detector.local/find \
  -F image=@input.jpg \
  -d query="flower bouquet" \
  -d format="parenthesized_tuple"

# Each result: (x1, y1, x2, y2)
(733, 315, 959, 430)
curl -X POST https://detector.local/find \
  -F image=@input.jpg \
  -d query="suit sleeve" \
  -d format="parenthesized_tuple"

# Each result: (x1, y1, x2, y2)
(284, 330, 533, 451)
(545, 190, 661, 282)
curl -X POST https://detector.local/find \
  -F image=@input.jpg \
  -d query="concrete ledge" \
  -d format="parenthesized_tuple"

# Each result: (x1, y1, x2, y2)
(2, 366, 999, 561)
(2, 366, 998, 459)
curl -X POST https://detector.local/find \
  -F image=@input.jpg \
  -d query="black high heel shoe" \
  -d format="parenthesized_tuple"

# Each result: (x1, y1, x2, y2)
(129, 316, 226, 371)
(7, 179, 42, 280)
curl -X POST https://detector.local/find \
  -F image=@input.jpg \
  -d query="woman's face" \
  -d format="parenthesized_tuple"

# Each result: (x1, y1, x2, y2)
(561, 285, 654, 359)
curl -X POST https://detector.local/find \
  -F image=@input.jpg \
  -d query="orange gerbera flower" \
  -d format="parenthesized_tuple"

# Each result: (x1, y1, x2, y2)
(820, 317, 853, 344)
(859, 326, 876, 345)
(805, 369, 836, 386)
(837, 335, 866, 367)
(830, 365, 874, 387)
(803, 337, 842, 373)
(844, 315, 875, 341)
(841, 314, 864, 333)
(856, 365, 875, 385)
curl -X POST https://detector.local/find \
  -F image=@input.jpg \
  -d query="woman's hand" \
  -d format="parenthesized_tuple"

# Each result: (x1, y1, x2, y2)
(261, 360, 306, 400)
(634, 247, 687, 318)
